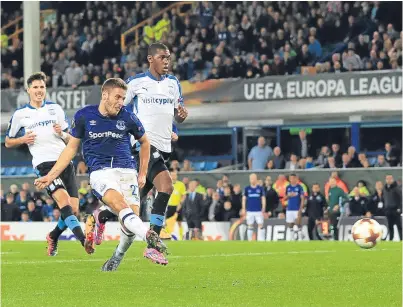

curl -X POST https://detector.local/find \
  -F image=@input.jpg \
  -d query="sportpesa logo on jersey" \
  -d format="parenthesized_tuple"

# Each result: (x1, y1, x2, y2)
(89, 131, 124, 139)
(143, 98, 175, 105)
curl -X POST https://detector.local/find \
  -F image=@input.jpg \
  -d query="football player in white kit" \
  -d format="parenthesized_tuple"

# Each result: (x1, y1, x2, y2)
(5, 72, 94, 255)
(87, 43, 188, 267)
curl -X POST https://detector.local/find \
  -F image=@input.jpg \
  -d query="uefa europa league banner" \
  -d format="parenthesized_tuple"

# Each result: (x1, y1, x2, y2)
(229, 216, 397, 241)
(1, 71, 401, 112)
(181, 70, 401, 104)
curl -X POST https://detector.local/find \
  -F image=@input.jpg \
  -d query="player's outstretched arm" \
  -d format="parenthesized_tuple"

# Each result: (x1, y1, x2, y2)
(137, 134, 151, 189)
(34, 137, 81, 189)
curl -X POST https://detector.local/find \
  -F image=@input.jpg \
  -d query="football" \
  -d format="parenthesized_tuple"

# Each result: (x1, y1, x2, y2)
(352, 218, 383, 249)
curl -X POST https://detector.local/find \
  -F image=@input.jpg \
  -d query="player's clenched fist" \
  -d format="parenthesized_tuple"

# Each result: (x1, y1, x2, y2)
(177, 105, 188, 121)
(22, 131, 36, 145)
(34, 175, 52, 189)
(53, 123, 63, 136)
(138, 172, 146, 189)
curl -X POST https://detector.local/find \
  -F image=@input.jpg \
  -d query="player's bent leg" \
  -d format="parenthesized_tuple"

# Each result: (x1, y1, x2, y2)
(151, 170, 174, 236)
(50, 189, 94, 255)
(103, 189, 167, 264)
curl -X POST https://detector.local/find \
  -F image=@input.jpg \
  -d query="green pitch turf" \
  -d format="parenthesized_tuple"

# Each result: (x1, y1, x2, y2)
(1, 241, 402, 307)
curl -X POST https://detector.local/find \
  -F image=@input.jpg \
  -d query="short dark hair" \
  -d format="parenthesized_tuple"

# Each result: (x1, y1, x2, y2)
(101, 78, 127, 92)
(289, 173, 297, 177)
(27, 72, 46, 87)
(148, 43, 169, 56)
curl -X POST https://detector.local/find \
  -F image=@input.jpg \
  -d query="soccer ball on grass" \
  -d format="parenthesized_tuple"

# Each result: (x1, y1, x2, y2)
(351, 218, 382, 249)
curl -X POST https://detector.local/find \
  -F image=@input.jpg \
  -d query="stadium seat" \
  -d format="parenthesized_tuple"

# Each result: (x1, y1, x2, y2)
(27, 167, 36, 175)
(16, 167, 28, 176)
(4, 167, 17, 176)
(192, 162, 205, 171)
(1, 168, 5, 175)
(204, 161, 218, 171)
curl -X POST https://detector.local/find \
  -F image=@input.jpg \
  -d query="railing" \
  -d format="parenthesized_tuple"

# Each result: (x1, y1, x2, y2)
(120, 1, 193, 51)
(1, 9, 56, 46)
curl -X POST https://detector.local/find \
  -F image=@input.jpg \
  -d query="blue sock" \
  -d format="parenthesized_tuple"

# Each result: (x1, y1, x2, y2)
(49, 217, 67, 240)
(150, 214, 165, 227)
(60, 205, 85, 245)
(57, 217, 66, 230)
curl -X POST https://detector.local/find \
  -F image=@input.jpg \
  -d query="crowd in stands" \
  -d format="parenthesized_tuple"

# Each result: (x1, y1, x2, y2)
(246, 132, 401, 171)
(1, 1, 402, 89)
(2, 170, 401, 239)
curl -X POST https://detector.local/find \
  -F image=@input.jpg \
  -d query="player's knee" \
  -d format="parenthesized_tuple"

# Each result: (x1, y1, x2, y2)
(258, 224, 264, 229)
(159, 183, 173, 195)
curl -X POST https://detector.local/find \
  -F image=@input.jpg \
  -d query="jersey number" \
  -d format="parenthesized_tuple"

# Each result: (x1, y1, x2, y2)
(130, 185, 138, 196)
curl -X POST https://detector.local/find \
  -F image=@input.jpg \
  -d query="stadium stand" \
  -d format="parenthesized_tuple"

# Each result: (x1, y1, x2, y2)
(1, 1, 402, 88)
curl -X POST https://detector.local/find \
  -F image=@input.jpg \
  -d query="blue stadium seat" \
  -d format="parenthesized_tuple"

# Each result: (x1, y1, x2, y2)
(4, 167, 17, 176)
(1, 168, 5, 175)
(27, 167, 36, 175)
(192, 162, 205, 171)
(15, 167, 25, 175)
(204, 161, 218, 171)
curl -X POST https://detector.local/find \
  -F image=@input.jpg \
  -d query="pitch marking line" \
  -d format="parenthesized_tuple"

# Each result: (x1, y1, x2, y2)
(1, 248, 399, 265)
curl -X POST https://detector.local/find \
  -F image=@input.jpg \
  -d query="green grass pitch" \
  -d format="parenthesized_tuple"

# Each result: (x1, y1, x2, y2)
(1, 241, 402, 307)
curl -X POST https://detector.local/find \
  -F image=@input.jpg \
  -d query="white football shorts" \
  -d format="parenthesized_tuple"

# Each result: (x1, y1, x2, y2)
(286, 210, 299, 224)
(90, 168, 140, 207)
(246, 211, 264, 226)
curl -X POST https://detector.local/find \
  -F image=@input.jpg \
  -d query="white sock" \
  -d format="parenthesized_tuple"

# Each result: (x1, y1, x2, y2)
(293, 225, 299, 240)
(257, 227, 266, 241)
(297, 228, 303, 241)
(290, 228, 294, 241)
(118, 208, 147, 241)
(247, 227, 254, 241)
(115, 228, 135, 259)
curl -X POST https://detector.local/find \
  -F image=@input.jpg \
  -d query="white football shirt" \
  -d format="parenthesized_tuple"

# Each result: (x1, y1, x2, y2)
(124, 71, 184, 153)
(6, 101, 69, 168)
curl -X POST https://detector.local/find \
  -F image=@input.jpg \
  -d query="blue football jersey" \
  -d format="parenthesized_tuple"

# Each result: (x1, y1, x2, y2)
(70, 105, 145, 173)
(286, 184, 304, 211)
(244, 185, 264, 212)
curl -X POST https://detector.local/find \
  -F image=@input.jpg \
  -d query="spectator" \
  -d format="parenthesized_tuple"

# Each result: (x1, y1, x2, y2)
(347, 146, 360, 167)
(222, 201, 237, 221)
(326, 178, 347, 240)
(316, 146, 330, 167)
(27, 200, 44, 221)
(385, 142, 400, 166)
(264, 176, 279, 218)
(308, 35, 322, 59)
(366, 181, 385, 217)
(9, 184, 19, 199)
(285, 154, 299, 170)
(343, 48, 363, 71)
(306, 183, 327, 240)
(248, 136, 273, 170)
(231, 184, 242, 218)
(292, 130, 312, 159)
(273, 174, 289, 210)
(181, 160, 194, 172)
(383, 175, 402, 240)
(331, 144, 342, 167)
(374, 154, 390, 167)
(208, 191, 221, 221)
(341, 153, 354, 168)
(305, 157, 315, 169)
(355, 34, 369, 59)
(269, 146, 286, 169)
(1, 193, 20, 221)
(324, 156, 337, 169)
(347, 187, 368, 216)
(182, 180, 204, 236)
(21, 211, 31, 222)
(16, 189, 29, 212)
(324, 172, 349, 199)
